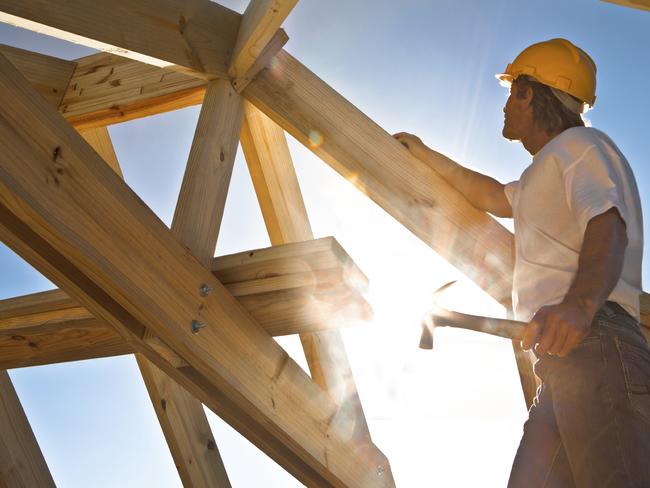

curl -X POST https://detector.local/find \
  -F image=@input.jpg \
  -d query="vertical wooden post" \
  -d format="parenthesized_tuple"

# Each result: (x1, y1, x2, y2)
(0, 371, 55, 487)
(80, 87, 243, 487)
(240, 102, 373, 445)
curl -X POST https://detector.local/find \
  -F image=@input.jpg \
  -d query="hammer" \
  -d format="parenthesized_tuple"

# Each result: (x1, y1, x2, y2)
(419, 281, 527, 349)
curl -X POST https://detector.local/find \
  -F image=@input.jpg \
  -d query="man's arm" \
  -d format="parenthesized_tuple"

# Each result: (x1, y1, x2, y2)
(393, 132, 512, 217)
(523, 207, 629, 357)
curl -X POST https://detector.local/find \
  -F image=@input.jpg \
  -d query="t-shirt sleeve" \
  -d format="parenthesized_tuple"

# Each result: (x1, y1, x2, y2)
(503, 181, 519, 207)
(561, 144, 627, 234)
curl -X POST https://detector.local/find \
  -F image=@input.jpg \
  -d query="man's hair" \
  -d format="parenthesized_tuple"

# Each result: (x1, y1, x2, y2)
(512, 75, 585, 135)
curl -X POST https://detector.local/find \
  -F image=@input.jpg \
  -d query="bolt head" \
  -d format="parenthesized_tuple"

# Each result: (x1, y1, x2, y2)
(199, 283, 213, 297)
(191, 320, 206, 334)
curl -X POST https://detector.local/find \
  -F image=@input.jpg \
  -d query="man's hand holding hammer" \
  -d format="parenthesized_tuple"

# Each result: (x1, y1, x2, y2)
(523, 301, 592, 358)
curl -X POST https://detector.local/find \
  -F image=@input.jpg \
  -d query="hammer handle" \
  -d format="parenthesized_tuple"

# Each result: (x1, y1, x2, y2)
(431, 310, 527, 341)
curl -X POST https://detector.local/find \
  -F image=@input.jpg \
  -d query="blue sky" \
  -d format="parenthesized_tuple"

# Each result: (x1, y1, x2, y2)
(1, 1, 648, 486)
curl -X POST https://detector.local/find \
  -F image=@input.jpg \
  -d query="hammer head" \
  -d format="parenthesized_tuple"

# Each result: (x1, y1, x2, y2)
(418, 280, 456, 350)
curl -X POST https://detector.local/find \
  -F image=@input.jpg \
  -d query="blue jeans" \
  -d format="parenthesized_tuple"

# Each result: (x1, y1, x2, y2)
(508, 302, 650, 487)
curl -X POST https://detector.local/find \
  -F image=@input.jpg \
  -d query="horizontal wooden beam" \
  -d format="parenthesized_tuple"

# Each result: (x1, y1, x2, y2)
(0, 0, 241, 79)
(0, 238, 371, 369)
(59, 51, 206, 130)
(0, 52, 389, 487)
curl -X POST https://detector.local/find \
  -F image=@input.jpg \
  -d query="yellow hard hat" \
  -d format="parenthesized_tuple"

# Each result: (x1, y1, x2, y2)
(496, 38, 597, 107)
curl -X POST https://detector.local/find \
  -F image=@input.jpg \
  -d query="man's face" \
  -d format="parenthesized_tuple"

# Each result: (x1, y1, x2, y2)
(502, 85, 532, 141)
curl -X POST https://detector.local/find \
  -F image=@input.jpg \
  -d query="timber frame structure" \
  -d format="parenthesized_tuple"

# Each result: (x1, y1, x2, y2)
(0, 1, 648, 486)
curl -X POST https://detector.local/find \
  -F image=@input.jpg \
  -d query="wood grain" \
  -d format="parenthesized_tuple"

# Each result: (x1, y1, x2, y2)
(0, 371, 55, 487)
(0, 44, 75, 108)
(240, 102, 393, 483)
(228, 0, 297, 79)
(0, 0, 241, 79)
(0, 238, 372, 369)
(87, 114, 233, 488)
(0, 50, 390, 487)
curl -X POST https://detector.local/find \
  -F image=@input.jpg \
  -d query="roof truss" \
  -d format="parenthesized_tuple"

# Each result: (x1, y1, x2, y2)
(0, 50, 392, 487)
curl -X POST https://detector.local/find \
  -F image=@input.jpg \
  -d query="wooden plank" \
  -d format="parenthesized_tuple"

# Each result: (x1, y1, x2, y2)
(136, 356, 230, 487)
(0, 44, 75, 108)
(171, 79, 243, 264)
(0, 371, 55, 487)
(240, 102, 311, 244)
(0, 238, 372, 369)
(0, 55, 389, 487)
(0, 0, 241, 79)
(0, 317, 131, 369)
(59, 51, 206, 130)
(228, 0, 297, 80)
(242, 49, 515, 306)
(79, 127, 123, 178)
(240, 102, 391, 481)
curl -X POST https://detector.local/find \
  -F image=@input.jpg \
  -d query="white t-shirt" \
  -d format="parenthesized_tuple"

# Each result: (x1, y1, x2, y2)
(504, 127, 643, 322)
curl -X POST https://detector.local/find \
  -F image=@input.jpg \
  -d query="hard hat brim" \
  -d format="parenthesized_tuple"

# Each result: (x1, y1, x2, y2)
(495, 73, 513, 87)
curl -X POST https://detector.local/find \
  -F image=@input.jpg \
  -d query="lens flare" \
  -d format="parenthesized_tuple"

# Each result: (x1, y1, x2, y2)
(308, 129, 324, 148)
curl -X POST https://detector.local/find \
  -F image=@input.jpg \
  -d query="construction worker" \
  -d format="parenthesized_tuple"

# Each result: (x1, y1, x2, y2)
(394, 38, 647, 487)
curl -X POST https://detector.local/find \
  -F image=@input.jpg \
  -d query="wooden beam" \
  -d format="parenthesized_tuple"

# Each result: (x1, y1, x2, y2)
(79, 127, 123, 178)
(59, 51, 206, 130)
(137, 357, 231, 487)
(228, 0, 297, 80)
(0, 52, 388, 485)
(0, 238, 373, 370)
(0, 0, 241, 79)
(171, 79, 243, 264)
(240, 103, 311, 243)
(0, 371, 55, 487)
(243, 49, 515, 305)
(240, 102, 389, 479)
(0, 44, 75, 108)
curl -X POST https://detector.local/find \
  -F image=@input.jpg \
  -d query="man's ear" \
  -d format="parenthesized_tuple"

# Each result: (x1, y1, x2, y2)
(522, 86, 534, 108)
